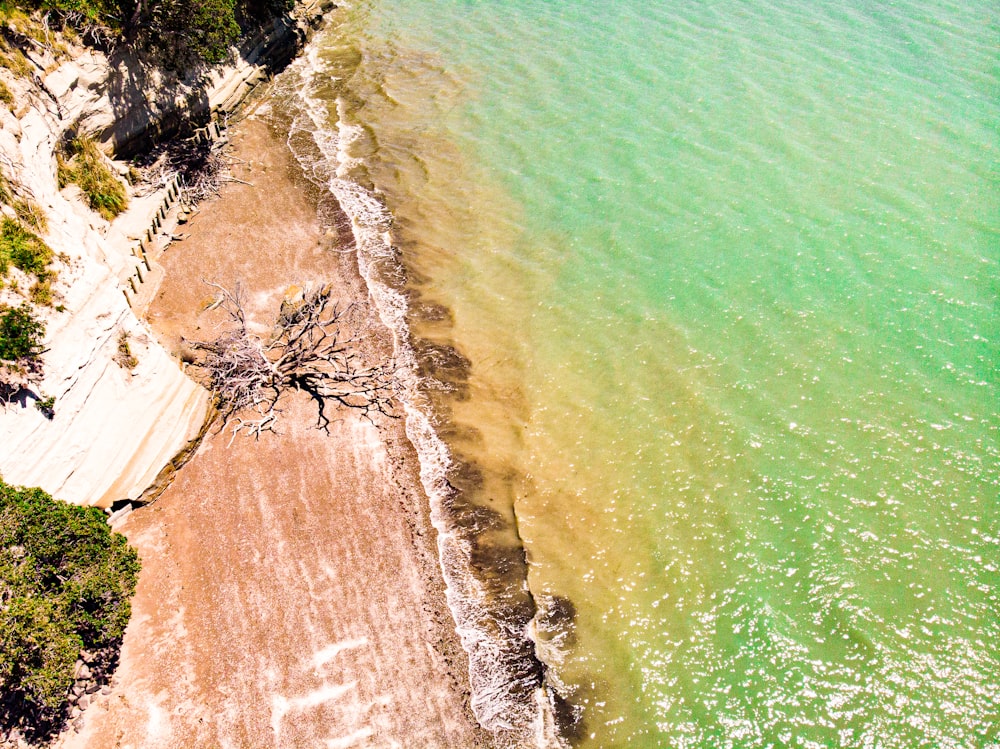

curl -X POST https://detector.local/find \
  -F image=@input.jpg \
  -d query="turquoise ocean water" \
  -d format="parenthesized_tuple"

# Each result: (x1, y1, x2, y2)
(284, 1, 999, 746)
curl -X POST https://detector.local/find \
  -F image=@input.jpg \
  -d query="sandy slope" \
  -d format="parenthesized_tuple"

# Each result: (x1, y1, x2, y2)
(58, 115, 490, 749)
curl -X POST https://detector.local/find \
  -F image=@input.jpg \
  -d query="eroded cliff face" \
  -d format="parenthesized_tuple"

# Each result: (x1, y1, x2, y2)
(0, 2, 329, 507)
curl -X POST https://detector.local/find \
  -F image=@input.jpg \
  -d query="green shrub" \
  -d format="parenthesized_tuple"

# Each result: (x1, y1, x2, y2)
(0, 479, 140, 719)
(0, 79, 12, 106)
(33, 393, 54, 417)
(0, 303, 45, 360)
(0, 217, 52, 276)
(156, 0, 240, 65)
(60, 138, 128, 220)
(3, 0, 292, 68)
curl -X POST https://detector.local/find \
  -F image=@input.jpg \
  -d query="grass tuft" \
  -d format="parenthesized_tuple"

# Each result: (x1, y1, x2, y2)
(114, 329, 138, 370)
(0, 217, 53, 277)
(13, 197, 47, 232)
(60, 138, 128, 220)
(0, 48, 31, 78)
(30, 278, 53, 306)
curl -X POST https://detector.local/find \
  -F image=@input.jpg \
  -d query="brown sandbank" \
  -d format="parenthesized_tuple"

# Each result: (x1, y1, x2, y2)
(57, 110, 491, 748)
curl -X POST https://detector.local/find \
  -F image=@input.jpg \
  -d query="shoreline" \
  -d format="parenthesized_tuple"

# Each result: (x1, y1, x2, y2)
(290, 30, 574, 746)
(56, 105, 492, 747)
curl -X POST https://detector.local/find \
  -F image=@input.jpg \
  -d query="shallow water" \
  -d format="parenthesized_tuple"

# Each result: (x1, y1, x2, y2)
(290, 1, 999, 746)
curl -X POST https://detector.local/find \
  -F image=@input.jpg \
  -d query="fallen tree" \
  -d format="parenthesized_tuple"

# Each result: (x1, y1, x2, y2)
(186, 281, 397, 438)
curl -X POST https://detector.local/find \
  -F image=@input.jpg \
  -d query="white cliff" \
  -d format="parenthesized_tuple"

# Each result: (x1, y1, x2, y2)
(0, 2, 328, 506)
(0, 56, 208, 508)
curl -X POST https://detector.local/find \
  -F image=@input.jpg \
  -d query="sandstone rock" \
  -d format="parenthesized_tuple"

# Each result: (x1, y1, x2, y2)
(0, 82, 211, 508)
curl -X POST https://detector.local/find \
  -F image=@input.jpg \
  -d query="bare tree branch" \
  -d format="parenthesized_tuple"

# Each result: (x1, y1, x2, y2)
(134, 132, 231, 203)
(186, 281, 397, 438)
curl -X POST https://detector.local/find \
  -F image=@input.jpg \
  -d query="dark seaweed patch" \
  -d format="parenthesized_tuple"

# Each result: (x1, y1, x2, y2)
(469, 539, 528, 582)
(550, 689, 586, 744)
(536, 595, 577, 641)
(317, 192, 357, 250)
(444, 456, 485, 494)
(434, 421, 484, 447)
(413, 337, 472, 382)
(446, 495, 507, 534)
(410, 299, 453, 324)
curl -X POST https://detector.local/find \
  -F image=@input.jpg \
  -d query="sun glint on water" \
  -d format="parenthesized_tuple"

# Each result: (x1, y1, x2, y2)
(293, 1, 999, 746)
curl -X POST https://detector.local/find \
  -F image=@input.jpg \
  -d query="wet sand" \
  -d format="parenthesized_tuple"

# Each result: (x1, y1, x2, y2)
(58, 114, 491, 748)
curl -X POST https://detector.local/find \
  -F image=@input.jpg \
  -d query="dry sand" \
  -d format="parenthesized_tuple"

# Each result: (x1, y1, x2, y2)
(58, 114, 491, 749)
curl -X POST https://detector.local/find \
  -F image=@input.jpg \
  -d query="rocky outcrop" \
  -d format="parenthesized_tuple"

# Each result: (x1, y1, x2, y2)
(0, 2, 331, 507)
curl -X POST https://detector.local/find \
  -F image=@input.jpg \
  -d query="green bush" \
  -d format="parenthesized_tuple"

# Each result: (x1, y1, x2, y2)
(0, 217, 52, 276)
(0, 303, 45, 360)
(154, 0, 240, 66)
(2, 0, 284, 67)
(34, 393, 55, 417)
(0, 479, 140, 717)
(59, 138, 128, 220)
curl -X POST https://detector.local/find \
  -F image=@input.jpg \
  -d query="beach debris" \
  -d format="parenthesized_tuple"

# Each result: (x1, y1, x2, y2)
(133, 133, 231, 205)
(185, 280, 397, 440)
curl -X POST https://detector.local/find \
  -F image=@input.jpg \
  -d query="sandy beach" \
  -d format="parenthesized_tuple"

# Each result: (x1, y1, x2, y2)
(57, 111, 491, 748)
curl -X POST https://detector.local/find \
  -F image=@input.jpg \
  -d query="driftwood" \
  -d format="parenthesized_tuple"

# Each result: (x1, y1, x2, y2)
(134, 133, 231, 204)
(186, 281, 396, 440)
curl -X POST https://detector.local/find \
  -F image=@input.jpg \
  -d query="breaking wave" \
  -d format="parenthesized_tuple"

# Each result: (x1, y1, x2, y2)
(273, 40, 569, 749)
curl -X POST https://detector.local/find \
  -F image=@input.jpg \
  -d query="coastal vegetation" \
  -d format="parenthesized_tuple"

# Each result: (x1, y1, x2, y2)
(0, 303, 44, 362)
(0, 169, 55, 402)
(0, 301, 47, 403)
(0, 0, 294, 67)
(56, 137, 128, 220)
(0, 478, 140, 740)
(0, 219, 52, 279)
(113, 329, 137, 370)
